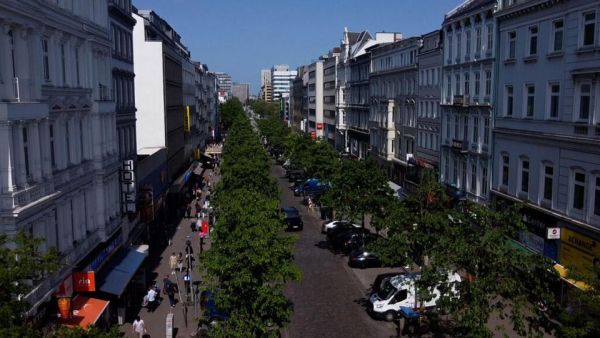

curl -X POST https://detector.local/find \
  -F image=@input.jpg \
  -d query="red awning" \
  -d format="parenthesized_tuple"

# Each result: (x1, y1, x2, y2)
(59, 296, 109, 329)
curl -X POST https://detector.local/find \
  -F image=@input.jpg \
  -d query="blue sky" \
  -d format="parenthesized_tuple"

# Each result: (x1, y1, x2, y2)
(134, 0, 463, 95)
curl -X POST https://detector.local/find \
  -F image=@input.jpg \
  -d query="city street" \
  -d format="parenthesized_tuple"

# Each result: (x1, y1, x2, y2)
(273, 164, 396, 338)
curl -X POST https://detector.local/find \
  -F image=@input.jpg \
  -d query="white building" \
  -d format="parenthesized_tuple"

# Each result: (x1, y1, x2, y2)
(271, 64, 297, 101)
(440, 0, 496, 203)
(0, 0, 120, 316)
(260, 69, 272, 102)
(306, 61, 324, 139)
(493, 0, 600, 270)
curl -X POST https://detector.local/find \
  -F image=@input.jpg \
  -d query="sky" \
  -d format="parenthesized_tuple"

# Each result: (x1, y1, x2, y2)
(133, 0, 463, 95)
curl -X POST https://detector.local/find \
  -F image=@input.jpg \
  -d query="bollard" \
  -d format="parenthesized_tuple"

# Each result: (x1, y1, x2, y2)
(166, 312, 174, 338)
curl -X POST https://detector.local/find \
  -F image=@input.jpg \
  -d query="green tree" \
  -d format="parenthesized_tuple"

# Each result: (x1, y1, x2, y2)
(51, 325, 120, 338)
(557, 265, 600, 337)
(0, 232, 59, 337)
(370, 173, 561, 337)
(322, 157, 390, 228)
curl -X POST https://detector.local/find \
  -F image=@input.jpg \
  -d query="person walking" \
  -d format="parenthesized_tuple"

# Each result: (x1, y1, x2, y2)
(177, 252, 184, 272)
(185, 205, 192, 218)
(146, 287, 157, 312)
(169, 252, 177, 275)
(132, 316, 146, 338)
(183, 268, 191, 294)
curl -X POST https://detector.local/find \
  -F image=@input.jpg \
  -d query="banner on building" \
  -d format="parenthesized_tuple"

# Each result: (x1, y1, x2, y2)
(120, 160, 136, 213)
(184, 105, 191, 133)
(560, 227, 600, 276)
(73, 272, 96, 292)
(316, 123, 323, 130)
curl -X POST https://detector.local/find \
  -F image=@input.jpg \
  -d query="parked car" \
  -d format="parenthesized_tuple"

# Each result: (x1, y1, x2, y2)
(292, 179, 306, 196)
(326, 224, 366, 243)
(349, 248, 383, 269)
(200, 290, 228, 325)
(287, 169, 306, 182)
(341, 232, 381, 254)
(281, 207, 303, 231)
(321, 220, 360, 234)
(328, 228, 371, 250)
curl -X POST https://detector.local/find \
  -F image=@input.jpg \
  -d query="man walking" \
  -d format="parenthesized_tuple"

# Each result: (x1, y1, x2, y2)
(132, 316, 145, 338)
(169, 252, 177, 275)
(146, 287, 157, 312)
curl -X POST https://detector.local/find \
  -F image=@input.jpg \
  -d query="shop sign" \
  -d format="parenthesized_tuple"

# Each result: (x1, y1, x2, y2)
(120, 160, 136, 213)
(184, 105, 191, 133)
(519, 230, 545, 254)
(310, 131, 316, 140)
(55, 274, 73, 298)
(316, 123, 323, 130)
(560, 228, 600, 275)
(73, 272, 96, 292)
(547, 227, 560, 240)
(84, 234, 123, 272)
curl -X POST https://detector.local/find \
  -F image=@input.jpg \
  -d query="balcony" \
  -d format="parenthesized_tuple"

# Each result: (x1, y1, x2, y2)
(453, 95, 470, 107)
(9, 181, 55, 210)
(451, 139, 469, 153)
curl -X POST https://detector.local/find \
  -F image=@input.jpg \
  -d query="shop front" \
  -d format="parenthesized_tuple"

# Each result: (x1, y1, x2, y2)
(558, 225, 600, 277)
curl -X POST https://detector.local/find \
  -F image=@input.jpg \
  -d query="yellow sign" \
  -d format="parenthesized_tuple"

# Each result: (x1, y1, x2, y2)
(184, 105, 191, 133)
(560, 228, 600, 276)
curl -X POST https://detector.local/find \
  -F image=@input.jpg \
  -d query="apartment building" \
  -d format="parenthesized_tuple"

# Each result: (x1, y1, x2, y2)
(291, 66, 308, 131)
(215, 72, 232, 103)
(306, 61, 324, 139)
(260, 69, 272, 102)
(0, 0, 123, 321)
(440, 0, 496, 203)
(271, 64, 297, 102)
(323, 49, 341, 146)
(493, 0, 600, 273)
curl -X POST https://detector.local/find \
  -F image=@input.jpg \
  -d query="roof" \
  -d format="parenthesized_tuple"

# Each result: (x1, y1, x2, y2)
(445, 0, 496, 22)
(347, 32, 362, 45)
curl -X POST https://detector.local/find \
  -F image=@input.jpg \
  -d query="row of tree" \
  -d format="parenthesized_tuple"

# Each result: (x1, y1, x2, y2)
(201, 100, 300, 337)
(254, 104, 599, 337)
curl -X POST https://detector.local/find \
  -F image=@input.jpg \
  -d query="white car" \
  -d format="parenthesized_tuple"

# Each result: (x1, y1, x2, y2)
(321, 220, 361, 234)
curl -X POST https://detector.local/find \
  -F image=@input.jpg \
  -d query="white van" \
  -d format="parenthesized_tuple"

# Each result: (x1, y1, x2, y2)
(368, 272, 461, 321)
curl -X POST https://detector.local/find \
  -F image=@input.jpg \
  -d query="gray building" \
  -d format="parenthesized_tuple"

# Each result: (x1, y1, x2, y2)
(215, 72, 232, 102)
(493, 0, 600, 270)
(347, 53, 371, 158)
(306, 61, 324, 139)
(440, 0, 496, 204)
(416, 30, 442, 171)
(232, 83, 250, 103)
(323, 49, 341, 146)
(291, 66, 307, 131)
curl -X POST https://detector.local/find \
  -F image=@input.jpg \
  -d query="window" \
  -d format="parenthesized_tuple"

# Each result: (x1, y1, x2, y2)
(502, 155, 509, 186)
(475, 27, 482, 53)
(573, 171, 586, 210)
(464, 73, 470, 95)
(521, 159, 530, 193)
(79, 119, 84, 159)
(446, 116, 450, 138)
(466, 30, 471, 57)
(471, 164, 477, 193)
(526, 85, 535, 117)
(483, 118, 490, 145)
(23, 127, 30, 178)
(60, 43, 66, 84)
(474, 72, 480, 96)
(455, 74, 460, 94)
(453, 158, 458, 184)
(543, 165, 553, 201)
(528, 26, 538, 55)
(583, 11, 596, 47)
(482, 166, 488, 195)
(508, 31, 516, 59)
(42, 39, 50, 81)
(595, 176, 600, 216)
(552, 20, 564, 52)
(457, 32, 462, 60)
(454, 115, 459, 138)
(75, 47, 80, 86)
(65, 121, 70, 164)
(49, 124, 56, 169)
(549, 83, 560, 118)
(447, 35, 453, 61)
(9, 30, 16, 77)
(487, 23, 493, 51)
(485, 70, 492, 96)
(446, 75, 452, 97)
(472, 116, 479, 143)
(578, 83, 592, 120)
(463, 116, 468, 140)
(506, 85, 514, 116)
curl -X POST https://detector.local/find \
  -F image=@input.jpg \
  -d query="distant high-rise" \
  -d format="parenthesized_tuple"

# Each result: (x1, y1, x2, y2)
(271, 65, 297, 101)
(232, 83, 250, 103)
(215, 72, 232, 102)
(260, 69, 272, 102)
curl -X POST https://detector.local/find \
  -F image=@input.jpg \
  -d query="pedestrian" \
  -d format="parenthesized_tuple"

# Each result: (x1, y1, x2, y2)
(132, 316, 146, 338)
(177, 252, 184, 272)
(186, 205, 191, 218)
(190, 220, 196, 232)
(166, 279, 177, 308)
(146, 287, 157, 312)
(169, 252, 177, 274)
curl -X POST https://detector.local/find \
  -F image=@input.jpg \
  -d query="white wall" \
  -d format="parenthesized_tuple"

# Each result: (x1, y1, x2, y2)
(133, 13, 166, 150)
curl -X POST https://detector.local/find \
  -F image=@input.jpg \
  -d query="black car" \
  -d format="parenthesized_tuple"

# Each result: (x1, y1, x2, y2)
(287, 169, 306, 182)
(292, 179, 306, 196)
(340, 233, 382, 254)
(348, 248, 382, 269)
(326, 224, 364, 243)
(281, 207, 303, 231)
(328, 228, 371, 250)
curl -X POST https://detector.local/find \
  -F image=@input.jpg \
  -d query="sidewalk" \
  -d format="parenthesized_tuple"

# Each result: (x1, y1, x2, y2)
(121, 167, 219, 338)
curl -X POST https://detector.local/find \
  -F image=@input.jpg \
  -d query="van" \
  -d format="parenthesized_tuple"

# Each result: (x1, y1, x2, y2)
(368, 271, 461, 321)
